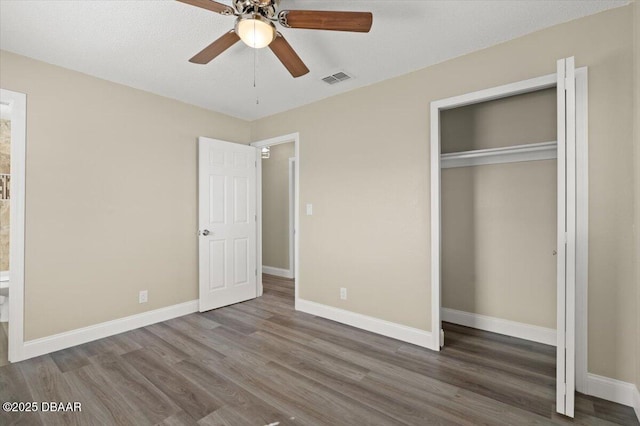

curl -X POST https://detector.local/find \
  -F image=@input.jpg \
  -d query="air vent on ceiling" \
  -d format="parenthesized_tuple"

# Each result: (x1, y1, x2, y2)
(322, 71, 352, 85)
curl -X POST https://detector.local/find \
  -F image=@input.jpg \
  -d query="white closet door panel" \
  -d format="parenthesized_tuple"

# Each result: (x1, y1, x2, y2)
(556, 56, 576, 418)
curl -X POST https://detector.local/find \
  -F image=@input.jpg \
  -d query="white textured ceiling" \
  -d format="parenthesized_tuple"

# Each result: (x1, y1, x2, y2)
(0, 0, 628, 120)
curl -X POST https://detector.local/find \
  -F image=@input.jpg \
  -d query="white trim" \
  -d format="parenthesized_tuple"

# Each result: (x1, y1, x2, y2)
(0, 271, 8, 283)
(585, 374, 638, 409)
(288, 157, 295, 278)
(255, 148, 263, 296)
(251, 133, 299, 149)
(262, 265, 293, 279)
(1, 89, 26, 363)
(556, 57, 568, 416)
(563, 56, 578, 417)
(431, 73, 556, 111)
(429, 68, 589, 383)
(296, 299, 432, 348)
(574, 67, 589, 394)
(251, 133, 300, 304)
(21, 300, 198, 361)
(442, 308, 556, 346)
(430, 98, 441, 351)
(440, 141, 557, 169)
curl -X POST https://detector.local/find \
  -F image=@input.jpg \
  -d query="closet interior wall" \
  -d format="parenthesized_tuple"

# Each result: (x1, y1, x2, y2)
(441, 88, 558, 331)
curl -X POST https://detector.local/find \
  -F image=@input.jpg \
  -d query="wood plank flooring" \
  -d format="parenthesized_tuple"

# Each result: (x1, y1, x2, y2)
(1, 274, 637, 425)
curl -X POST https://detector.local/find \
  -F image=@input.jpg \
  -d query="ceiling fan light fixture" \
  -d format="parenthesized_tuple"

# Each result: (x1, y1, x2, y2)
(235, 15, 276, 49)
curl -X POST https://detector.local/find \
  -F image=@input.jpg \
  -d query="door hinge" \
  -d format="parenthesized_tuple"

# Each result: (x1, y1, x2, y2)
(564, 232, 568, 244)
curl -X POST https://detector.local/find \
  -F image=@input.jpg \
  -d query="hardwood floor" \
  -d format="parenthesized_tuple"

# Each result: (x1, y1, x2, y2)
(1, 274, 637, 425)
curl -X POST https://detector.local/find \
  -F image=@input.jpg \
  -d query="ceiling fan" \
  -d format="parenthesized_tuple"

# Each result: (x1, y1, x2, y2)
(177, 0, 373, 78)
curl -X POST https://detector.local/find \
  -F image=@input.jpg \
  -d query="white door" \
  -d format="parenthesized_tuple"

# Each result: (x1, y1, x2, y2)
(556, 56, 576, 418)
(198, 137, 257, 311)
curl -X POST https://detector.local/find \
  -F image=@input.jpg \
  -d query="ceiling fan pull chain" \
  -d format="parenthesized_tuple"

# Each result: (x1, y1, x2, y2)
(253, 32, 258, 105)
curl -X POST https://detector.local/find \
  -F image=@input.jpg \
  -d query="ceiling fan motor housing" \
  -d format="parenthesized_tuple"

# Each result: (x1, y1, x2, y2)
(233, 0, 278, 18)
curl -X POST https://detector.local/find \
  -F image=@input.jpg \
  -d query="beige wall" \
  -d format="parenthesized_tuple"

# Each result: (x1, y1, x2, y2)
(251, 6, 636, 382)
(0, 119, 9, 272)
(442, 161, 557, 328)
(0, 51, 250, 340)
(262, 142, 294, 270)
(441, 88, 556, 153)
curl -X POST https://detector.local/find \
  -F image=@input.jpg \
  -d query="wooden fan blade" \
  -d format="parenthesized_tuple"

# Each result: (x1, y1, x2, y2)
(176, 0, 234, 15)
(269, 33, 309, 78)
(189, 31, 240, 64)
(279, 10, 373, 33)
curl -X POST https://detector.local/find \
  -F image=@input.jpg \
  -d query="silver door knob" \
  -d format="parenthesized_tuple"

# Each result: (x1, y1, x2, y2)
(202, 229, 210, 236)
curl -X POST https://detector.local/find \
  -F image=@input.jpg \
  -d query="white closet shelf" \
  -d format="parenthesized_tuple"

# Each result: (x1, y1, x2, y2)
(441, 141, 557, 169)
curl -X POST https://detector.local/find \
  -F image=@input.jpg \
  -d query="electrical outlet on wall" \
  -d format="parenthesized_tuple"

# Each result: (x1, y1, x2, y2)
(340, 287, 347, 300)
(139, 290, 148, 304)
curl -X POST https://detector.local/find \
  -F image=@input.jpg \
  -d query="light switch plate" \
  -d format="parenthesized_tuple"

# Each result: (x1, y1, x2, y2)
(306, 203, 313, 216)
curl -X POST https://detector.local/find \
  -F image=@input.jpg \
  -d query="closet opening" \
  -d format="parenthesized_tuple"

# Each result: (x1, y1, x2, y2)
(440, 87, 558, 348)
(441, 86, 559, 415)
(429, 60, 588, 418)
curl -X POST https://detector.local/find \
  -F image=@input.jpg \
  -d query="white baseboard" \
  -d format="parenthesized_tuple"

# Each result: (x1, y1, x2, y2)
(262, 265, 293, 279)
(21, 300, 198, 361)
(296, 298, 432, 348)
(441, 308, 556, 346)
(586, 373, 638, 409)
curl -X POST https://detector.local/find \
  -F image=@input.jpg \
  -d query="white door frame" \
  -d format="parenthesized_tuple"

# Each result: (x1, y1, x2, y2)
(250, 133, 300, 303)
(1, 88, 27, 363)
(429, 69, 589, 393)
(288, 157, 295, 279)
